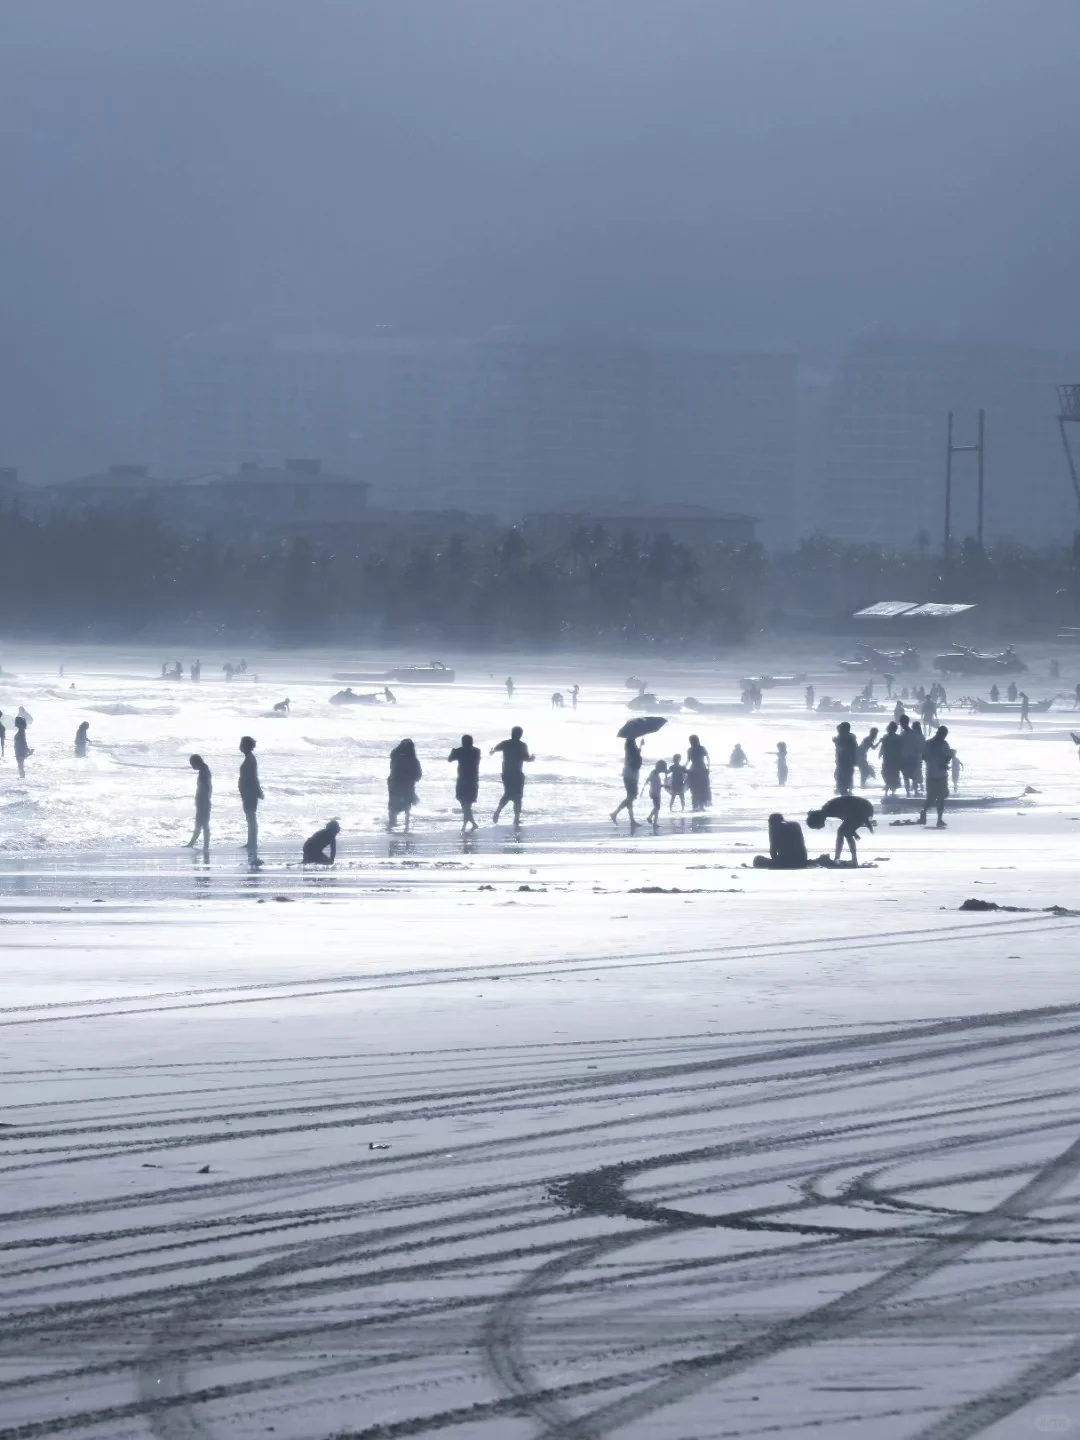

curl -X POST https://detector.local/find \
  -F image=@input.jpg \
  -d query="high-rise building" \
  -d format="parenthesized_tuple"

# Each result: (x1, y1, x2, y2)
(157, 331, 798, 544)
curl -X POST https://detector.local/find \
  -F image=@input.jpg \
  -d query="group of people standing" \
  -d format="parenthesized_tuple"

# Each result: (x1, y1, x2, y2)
(610, 733, 713, 830)
(832, 716, 956, 826)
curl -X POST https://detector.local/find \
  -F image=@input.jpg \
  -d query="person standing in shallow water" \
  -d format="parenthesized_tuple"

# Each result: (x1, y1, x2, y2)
(387, 739, 422, 832)
(833, 721, 858, 796)
(667, 753, 687, 810)
(919, 725, 955, 828)
(186, 754, 212, 854)
(1019, 692, 1033, 731)
(686, 734, 711, 811)
(491, 725, 533, 825)
(447, 734, 481, 832)
(775, 741, 789, 787)
(74, 721, 90, 757)
(0, 710, 6, 758)
(505, 676, 515, 700)
(238, 736, 263, 859)
(13, 715, 32, 778)
(857, 727, 879, 787)
(610, 735, 644, 829)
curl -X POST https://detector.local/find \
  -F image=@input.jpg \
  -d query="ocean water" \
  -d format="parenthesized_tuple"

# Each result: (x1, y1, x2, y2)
(0, 641, 1072, 863)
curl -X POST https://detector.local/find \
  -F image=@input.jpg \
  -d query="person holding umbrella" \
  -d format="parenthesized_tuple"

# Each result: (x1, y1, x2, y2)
(612, 716, 667, 830)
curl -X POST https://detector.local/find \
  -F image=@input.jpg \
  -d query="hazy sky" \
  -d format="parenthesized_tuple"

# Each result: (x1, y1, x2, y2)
(1, 0, 1078, 475)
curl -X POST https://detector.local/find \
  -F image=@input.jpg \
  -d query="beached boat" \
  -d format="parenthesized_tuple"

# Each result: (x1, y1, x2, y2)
(627, 693, 682, 713)
(880, 793, 1029, 811)
(739, 673, 807, 688)
(683, 697, 749, 715)
(967, 696, 1055, 714)
(332, 661, 455, 684)
(933, 644, 1026, 676)
(329, 688, 384, 706)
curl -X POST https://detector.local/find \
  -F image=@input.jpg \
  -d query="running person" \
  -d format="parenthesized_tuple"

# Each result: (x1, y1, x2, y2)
(491, 726, 533, 825)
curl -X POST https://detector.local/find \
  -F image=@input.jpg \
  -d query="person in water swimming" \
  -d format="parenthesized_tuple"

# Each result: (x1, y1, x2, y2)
(74, 721, 90, 757)
(302, 819, 340, 864)
(186, 754, 212, 854)
(806, 794, 875, 866)
(728, 743, 749, 768)
(448, 734, 481, 831)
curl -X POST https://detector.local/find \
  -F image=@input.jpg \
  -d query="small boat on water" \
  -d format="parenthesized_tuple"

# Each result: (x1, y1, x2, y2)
(966, 696, 1055, 715)
(739, 673, 807, 688)
(683, 697, 749, 715)
(627, 692, 682, 713)
(332, 661, 455, 685)
(330, 688, 385, 706)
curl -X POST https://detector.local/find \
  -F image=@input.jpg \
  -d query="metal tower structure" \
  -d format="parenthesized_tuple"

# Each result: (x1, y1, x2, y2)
(1058, 385, 1080, 514)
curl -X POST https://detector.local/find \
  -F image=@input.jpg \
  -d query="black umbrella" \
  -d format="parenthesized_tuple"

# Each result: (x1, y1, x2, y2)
(617, 716, 668, 740)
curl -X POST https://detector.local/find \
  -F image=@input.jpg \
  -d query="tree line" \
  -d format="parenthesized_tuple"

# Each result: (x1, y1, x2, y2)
(1, 498, 1077, 645)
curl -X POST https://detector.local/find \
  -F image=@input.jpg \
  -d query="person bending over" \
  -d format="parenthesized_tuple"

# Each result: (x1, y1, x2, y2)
(806, 794, 875, 866)
(302, 819, 340, 864)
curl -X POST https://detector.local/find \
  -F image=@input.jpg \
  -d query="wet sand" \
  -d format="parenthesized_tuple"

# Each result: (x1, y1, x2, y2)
(4, 643, 1080, 1437)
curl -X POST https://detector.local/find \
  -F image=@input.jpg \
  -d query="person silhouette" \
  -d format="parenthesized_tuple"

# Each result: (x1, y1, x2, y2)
(13, 715, 32, 778)
(186, 754, 212, 854)
(807, 794, 875, 865)
(686, 735, 711, 811)
(491, 726, 533, 825)
(505, 676, 515, 700)
(833, 721, 858, 795)
(302, 819, 340, 864)
(610, 736, 644, 829)
(667, 752, 687, 809)
(74, 721, 90, 757)
(570, 684, 580, 710)
(388, 739, 422, 831)
(0, 711, 6, 758)
(448, 734, 481, 831)
(238, 736, 263, 859)
(775, 741, 789, 786)
(645, 759, 668, 827)
(273, 698, 290, 713)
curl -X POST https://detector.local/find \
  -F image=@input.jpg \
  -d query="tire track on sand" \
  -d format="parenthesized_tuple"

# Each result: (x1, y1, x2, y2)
(493, 1131, 1080, 1438)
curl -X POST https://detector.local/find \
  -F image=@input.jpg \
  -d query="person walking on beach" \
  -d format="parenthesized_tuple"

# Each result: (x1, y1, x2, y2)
(667, 752, 687, 809)
(505, 676, 515, 700)
(185, 754, 212, 854)
(570, 684, 580, 710)
(857, 727, 879, 787)
(492, 726, 533, 826)
(387, 739, 422, 832)
(302, 819, 340, 864)
(919, 726, 955, 828)
(950, 750, 963, 792)
(448, 734, 481, 831)
(645, 759, 667, 828)
(1007, 681, 1018, 703)
(611, 735, 644, 829)
(686, 734, 712, 811)
(833, 721, 857, 795)
(775, 741, 789, 787)
(74, 721, 90, 757)
(805, 685, 815, 711)
(238, 736, 263, 859)
(1019, 692, 1033, 731)
(13, 715, 32, 778)
(806, 793, 875, 866)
